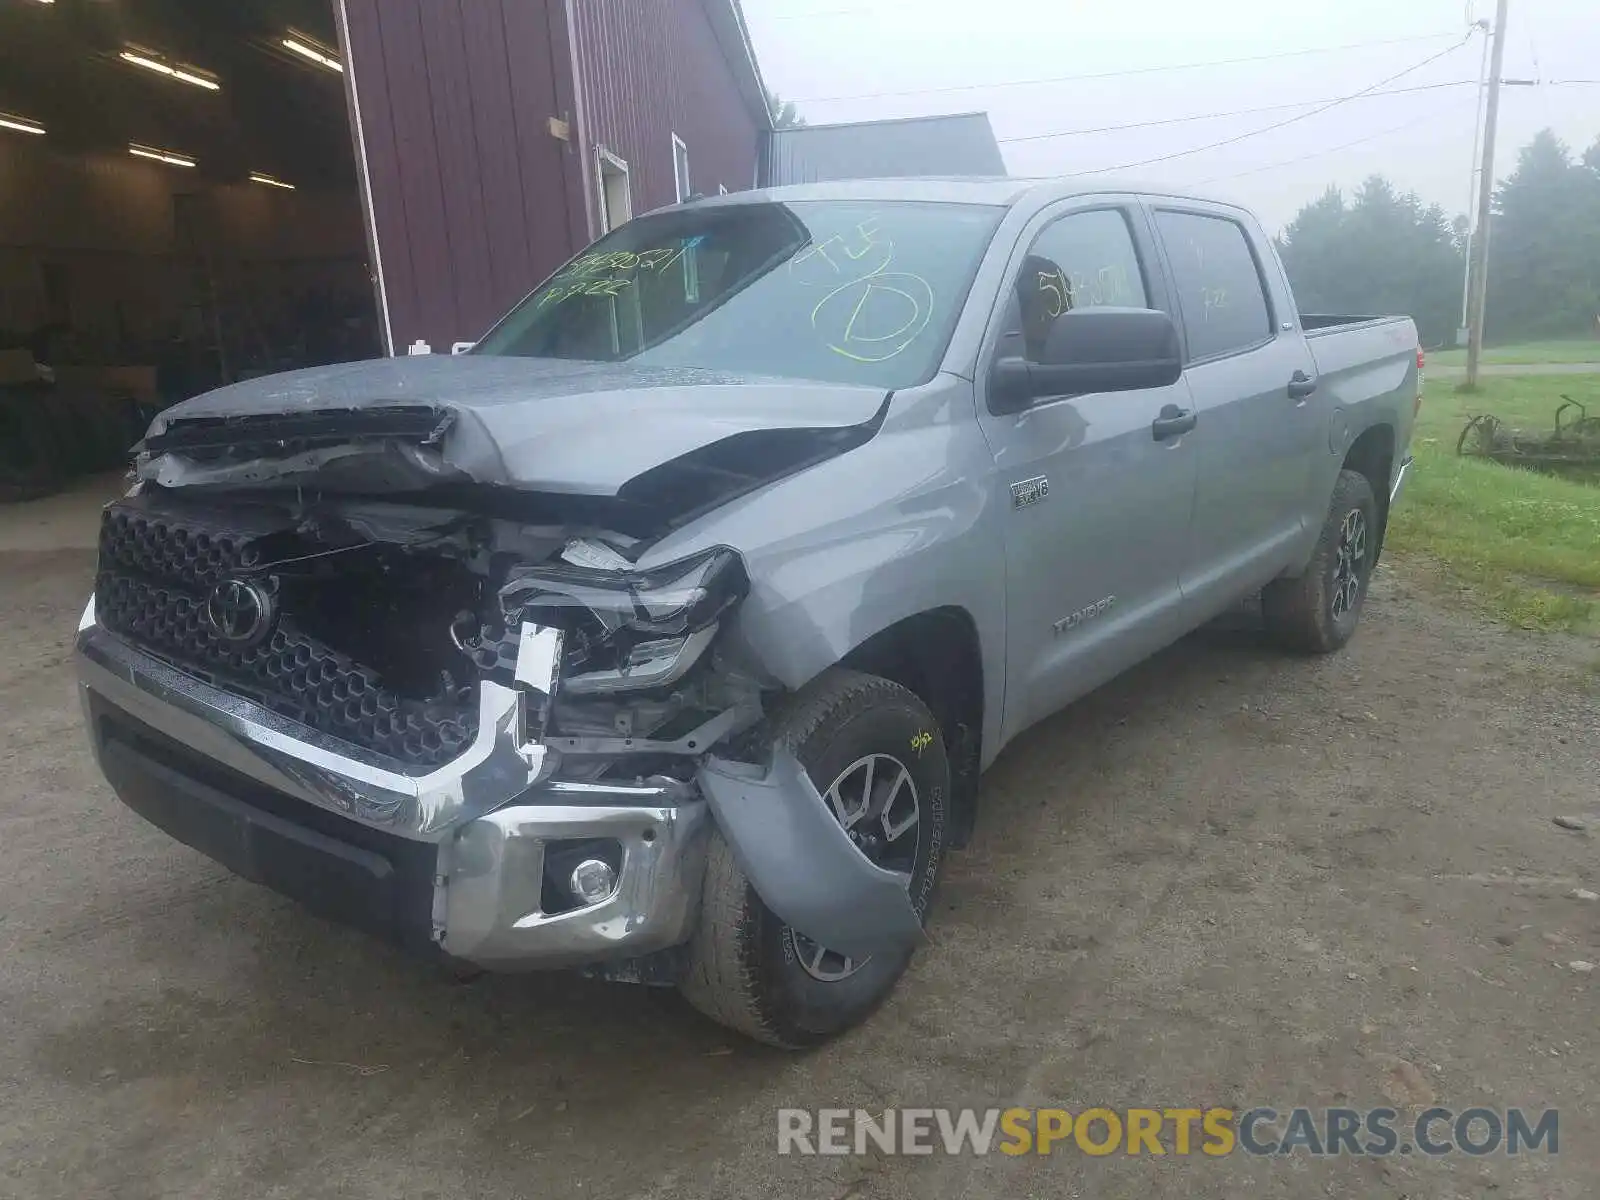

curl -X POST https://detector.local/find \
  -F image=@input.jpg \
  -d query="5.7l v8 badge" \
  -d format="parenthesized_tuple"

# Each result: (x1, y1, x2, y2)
(1010, 475, 1050, 509)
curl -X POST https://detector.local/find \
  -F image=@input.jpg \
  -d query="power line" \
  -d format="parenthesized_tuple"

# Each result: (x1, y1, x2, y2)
(998, 80, 1481, 145)
(1195, 99, 1473, 186)
(951, 77, 1593, 148)
(1060, 34, 1477, 178)
(786, 32, 1464, 104)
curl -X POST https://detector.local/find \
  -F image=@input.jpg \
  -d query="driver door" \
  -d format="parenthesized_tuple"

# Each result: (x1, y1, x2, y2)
(975, 203, 1199, 744)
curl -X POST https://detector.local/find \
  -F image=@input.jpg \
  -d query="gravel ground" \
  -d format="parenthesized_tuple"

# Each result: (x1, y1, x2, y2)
(2, 476, 1596, 1200)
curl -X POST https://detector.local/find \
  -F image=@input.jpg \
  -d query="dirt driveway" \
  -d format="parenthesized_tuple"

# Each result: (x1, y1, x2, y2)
(2, 478, 1596, 1200)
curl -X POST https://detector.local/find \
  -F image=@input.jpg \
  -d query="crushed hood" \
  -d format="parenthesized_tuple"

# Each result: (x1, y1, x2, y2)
(138, 357, 891, 511)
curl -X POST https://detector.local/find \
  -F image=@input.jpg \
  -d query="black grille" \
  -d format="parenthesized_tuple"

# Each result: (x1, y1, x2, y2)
(98, 503, 254, 588)
(95, 501, 477, 767)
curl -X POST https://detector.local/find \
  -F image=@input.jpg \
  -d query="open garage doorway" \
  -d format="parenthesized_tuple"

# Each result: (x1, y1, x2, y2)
(0, 0, 379, 498)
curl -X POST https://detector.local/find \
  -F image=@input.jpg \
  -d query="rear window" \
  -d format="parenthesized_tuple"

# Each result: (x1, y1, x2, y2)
(473, 200, 1004, 390)
(1155, 210, 1274, 361)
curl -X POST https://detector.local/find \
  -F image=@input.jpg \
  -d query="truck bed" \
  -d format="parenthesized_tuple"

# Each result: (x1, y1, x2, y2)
(1299, 311, 1419, 504)
(1300, 313, 1418, 379)
(1300, 313, 1410, 336)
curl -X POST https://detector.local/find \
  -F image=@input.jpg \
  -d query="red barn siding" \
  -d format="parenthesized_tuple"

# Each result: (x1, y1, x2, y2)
(337, 0, 587, 353)
(573, 0, 762, 225)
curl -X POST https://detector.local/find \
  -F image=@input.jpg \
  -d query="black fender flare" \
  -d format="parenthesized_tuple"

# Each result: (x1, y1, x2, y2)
(695, 747, 926, 958)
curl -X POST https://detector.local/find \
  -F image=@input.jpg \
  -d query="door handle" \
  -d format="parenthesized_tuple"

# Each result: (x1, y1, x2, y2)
(1288, 370, 1318, 400)
(1151, 404, 1197, 441)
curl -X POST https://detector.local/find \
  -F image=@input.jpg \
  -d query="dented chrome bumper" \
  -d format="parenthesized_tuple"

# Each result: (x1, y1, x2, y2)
(77, 590, 926, 972)
(75, 599, 709, 969)
(442, 791, 708, 968)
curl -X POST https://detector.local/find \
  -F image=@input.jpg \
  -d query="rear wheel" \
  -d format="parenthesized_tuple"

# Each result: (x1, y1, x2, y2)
(1262, 468, 1378, 654)
(679, 669, 949, 1048)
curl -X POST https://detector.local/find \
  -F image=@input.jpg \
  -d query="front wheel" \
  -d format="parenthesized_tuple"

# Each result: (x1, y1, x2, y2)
(678, 669, 949, 1048)
(1262, 468, 1378, 654)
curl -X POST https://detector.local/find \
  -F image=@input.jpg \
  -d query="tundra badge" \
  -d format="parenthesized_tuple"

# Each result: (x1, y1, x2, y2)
(1010, 475, 1050, 509)
(1053, 595, 1116, 634)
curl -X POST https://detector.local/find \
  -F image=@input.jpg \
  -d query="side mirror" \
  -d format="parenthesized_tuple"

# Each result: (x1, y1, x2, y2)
(990, 307, 1183, 413)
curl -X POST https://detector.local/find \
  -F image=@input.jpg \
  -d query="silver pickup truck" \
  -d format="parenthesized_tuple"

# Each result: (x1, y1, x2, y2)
(76, 178, 1419, 1047)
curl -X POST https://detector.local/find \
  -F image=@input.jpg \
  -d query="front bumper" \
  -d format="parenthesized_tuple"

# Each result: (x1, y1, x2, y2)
(77, 604, 710, 970)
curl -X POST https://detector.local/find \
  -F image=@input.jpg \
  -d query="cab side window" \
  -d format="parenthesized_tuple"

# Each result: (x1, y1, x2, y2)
(1153, 210, 1273, 361)
(1000, 208, 1149, 364)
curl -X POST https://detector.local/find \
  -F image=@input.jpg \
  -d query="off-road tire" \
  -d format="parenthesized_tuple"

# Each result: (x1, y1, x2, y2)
(679, 669, 949, 1049)
(1262, 468, 1379, 654)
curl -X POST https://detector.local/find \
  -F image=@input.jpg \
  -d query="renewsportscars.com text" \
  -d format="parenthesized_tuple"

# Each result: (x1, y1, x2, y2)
(777, 1107, 1559, 1158)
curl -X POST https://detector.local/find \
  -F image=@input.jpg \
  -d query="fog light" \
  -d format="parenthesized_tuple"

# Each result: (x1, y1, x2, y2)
(569, 858, 618, 905)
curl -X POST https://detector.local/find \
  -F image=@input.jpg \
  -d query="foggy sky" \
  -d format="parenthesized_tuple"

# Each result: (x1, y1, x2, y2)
(743, 0, 1600, 231)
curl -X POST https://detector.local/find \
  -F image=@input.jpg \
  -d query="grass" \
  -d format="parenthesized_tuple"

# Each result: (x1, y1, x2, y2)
(1384, 374, 1600, 632)
(1428, 338, 1600, 369)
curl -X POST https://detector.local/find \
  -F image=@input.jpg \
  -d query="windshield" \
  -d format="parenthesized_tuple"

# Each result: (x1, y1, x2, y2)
(472, 200, 1003, 389)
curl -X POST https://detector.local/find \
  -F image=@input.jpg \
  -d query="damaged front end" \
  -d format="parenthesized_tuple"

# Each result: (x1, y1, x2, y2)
(79, 400, 920, 972)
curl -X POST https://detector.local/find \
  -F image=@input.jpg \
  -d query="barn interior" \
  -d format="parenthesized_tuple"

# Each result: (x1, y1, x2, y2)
(0, 0, 377, 496)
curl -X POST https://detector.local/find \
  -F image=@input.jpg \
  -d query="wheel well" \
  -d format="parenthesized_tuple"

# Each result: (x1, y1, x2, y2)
(838, 607, 984, 848)
(1342, 424, 1395, 559)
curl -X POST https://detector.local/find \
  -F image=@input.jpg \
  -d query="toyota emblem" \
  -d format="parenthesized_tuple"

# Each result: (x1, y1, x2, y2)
(203, 578, 276, 647)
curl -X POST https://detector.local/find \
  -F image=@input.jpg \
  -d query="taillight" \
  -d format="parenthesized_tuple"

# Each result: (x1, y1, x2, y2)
(1416, 347, 1426, 371)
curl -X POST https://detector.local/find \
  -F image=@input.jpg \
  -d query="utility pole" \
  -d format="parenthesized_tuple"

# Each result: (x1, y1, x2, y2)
(1464, 0, 1510, 389)
(1458, 19, 1491, 342)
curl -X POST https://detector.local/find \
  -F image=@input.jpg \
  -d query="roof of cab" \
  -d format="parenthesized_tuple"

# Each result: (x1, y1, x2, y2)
(672, 175, 1251, 214)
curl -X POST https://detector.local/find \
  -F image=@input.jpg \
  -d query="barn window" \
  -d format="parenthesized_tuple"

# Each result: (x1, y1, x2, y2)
(595, 146, 631, 233)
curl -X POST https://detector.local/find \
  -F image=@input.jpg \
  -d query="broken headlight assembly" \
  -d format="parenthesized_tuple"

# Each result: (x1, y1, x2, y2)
(494, 546, 749, 696)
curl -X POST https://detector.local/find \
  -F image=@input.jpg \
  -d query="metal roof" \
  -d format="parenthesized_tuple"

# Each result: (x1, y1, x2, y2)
(762, 112, 1007, 187)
